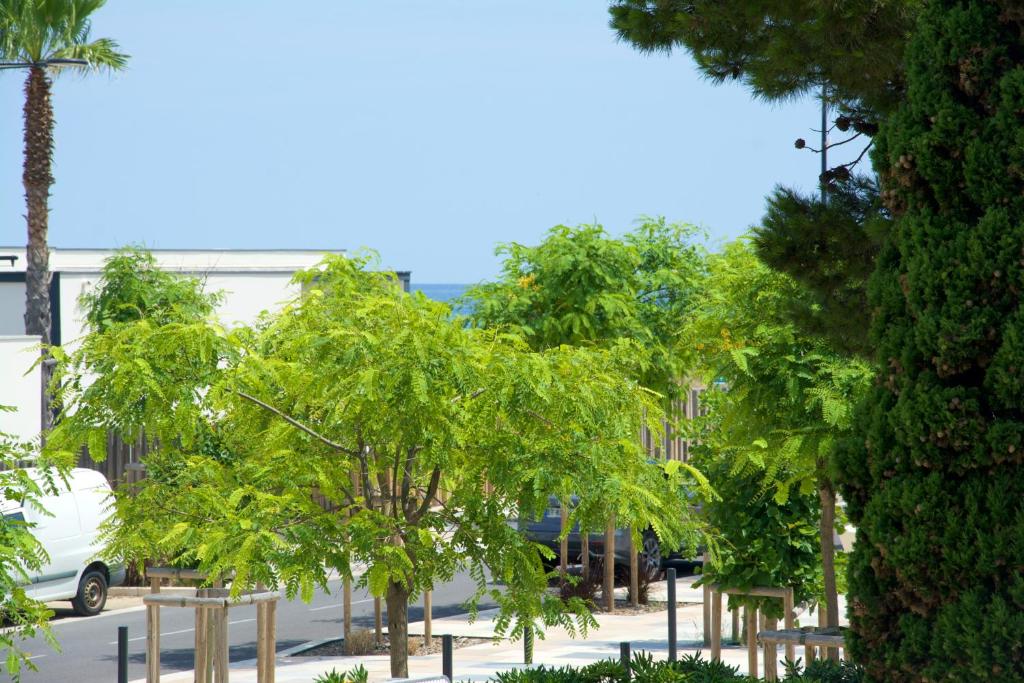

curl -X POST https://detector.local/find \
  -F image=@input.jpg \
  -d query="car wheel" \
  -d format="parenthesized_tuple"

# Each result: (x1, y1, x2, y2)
(71, 570, 107, 617)
(640, 532, 662, 582)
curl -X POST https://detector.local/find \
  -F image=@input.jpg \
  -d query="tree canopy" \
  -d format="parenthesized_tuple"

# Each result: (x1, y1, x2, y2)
(0, 418, 65, 681)
(47, 252, 704, 677)
(837, 2, 1024, 680)
(463, 218, 705, 409)
(685, 240, 871, 628)
(608, 0, 917, 115)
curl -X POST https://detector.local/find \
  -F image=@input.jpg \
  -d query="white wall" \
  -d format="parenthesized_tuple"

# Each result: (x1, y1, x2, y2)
(0, 336, 42, 443)
(56, 271, 303, 348)
(0, 281, 25, 337)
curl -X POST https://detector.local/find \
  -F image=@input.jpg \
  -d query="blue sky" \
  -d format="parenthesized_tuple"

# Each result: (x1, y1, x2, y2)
(0, 1, 834, 283)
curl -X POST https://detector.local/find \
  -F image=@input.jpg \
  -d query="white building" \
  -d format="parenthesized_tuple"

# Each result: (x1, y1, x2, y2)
(0, 247, 410, 441)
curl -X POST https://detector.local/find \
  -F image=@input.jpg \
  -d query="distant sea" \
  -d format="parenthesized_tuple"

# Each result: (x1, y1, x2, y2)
(412, 283, 473, 315)
(411, 283, 469, 303)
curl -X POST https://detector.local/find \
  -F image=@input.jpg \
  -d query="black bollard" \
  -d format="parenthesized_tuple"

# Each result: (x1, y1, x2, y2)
(667, 567, 677, 662)
(523, 624, 534, 665)
(442, 634, 453, 681)
(117, 625, 128, 683)
(620, 641, 632, 680)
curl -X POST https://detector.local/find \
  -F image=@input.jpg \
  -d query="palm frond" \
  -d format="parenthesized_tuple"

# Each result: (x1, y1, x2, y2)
(0, 0, 126, 68)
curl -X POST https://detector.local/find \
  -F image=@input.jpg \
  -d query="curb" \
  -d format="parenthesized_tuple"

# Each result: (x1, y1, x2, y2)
(278, 637, 348, 658)
(109, 586, 199, 597)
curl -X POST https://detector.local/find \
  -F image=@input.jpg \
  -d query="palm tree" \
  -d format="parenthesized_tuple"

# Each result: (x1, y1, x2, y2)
(2, 0, 125, 431)
(1, 0, 127, 347)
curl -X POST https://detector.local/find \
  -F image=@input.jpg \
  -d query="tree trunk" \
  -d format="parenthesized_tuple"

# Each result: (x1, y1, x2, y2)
(819, 479, 840, 661)
(385, 580, 410, 678)
(23, 66, 55, 433)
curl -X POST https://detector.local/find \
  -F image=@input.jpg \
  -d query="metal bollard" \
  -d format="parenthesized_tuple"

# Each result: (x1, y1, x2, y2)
(117, 625, 128, 683)
(442, 634, 453, 682)
(620, 641, 632, 681)
(523, 624, 534, 665)
(667, 567, 677, 662)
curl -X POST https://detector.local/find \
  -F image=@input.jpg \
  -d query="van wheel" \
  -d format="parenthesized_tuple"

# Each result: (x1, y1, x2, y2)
(71, 570, 107, 616)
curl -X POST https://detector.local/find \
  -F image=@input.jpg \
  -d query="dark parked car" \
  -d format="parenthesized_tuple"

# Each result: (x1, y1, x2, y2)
(520, 496, 702, 581)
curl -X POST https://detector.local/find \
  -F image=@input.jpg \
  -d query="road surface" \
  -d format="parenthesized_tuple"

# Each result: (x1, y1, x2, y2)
(13, 571, 494, 683)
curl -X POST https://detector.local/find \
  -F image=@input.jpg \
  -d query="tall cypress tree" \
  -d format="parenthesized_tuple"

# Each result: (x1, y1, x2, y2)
(837, 2, 1024, 680)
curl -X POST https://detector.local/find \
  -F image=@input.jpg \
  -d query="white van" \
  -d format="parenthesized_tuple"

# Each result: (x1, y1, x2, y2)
(1, 468, 125, 616)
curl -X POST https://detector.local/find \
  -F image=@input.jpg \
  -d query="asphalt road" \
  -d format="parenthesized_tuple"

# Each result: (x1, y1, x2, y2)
(12, 571, 494, 683)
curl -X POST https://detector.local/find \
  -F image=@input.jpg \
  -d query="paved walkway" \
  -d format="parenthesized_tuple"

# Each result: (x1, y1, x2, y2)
(132, 576, 845, 682)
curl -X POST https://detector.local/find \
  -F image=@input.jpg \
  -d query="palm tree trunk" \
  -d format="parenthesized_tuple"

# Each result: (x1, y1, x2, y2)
(23, 66, 55, 432)
(23, 65, 54, 345)
(385, 580, 410, 678)
(819, 478, 840, 660)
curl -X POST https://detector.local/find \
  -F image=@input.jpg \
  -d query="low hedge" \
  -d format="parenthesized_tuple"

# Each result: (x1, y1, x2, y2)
(494, 652, 863, 683)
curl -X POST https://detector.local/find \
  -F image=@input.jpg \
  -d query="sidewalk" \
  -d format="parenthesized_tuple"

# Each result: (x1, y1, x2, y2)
(132, 576, 837, 682)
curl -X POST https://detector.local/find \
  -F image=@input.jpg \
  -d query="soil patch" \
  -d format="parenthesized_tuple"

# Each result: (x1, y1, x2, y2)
(594, 599, 667, 615)
(295, 634, 492, 658)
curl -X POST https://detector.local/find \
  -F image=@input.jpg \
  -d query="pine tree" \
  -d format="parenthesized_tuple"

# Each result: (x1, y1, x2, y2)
(609, 0, 911, 357)
(836, 2, 1024, 680)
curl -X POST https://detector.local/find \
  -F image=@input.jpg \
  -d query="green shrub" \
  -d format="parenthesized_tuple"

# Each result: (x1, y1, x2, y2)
(837, 1, 1024, 681)
(693, 453, 821, 620)
(493, 651, 862, 683)
(313, 664, 368, 683)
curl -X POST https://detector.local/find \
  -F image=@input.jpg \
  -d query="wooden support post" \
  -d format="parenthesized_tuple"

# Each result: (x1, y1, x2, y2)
(805, 638, 817, 664)
(763, 617, 778, 681)
(265, 601, 276, 683)
(710, 588, 722, 661)
(702, 552, 711, 646)
(560, 504, 569, 578)
(257, 603, 267, 683)
(783, 589, 795, 663)
(195, 608, 209, 683)
(424, 590, 433, 648)
(731, 607, 740, 643)
(205, 603, 216, 683)
(215, 607, 229, 683)
(581, 533, 590, 581)
(147, 576, 160, 683)
(746, 606, 758, 679)
(374, 597, 383, 645)
(343, 576, 352, 645)
(629, 529, 639, 608)
(604, 516, 616, 612)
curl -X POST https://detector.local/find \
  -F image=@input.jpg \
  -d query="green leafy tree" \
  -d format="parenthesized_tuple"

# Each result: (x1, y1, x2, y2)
(464, 218, 706, 410)
(0, 0, 127, 347)
(78, 246, 221, 333)
(47, 253, 703, 678)
(687, 241, 871, 629)
(836, 2, 1024, 680)
(0, 413, 67, 681)
(691, 453, 823, 621)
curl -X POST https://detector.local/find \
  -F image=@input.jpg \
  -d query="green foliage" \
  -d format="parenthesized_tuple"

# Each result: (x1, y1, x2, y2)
(0, 0, 128, 71)
(494, 651, 862, 683)
(837, 3, 1024, 681)
(608, 0, 916, 115)
(687, 241, 872, 494)
(78, 246, 220, 333)
(0, 409, 67, 681)
(463, 218, 705, 408)
(753, 178, 888, 359)
(314, 664, 368, 683)
(693, 453, 822, 619)
(48, 250, 703, 675)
